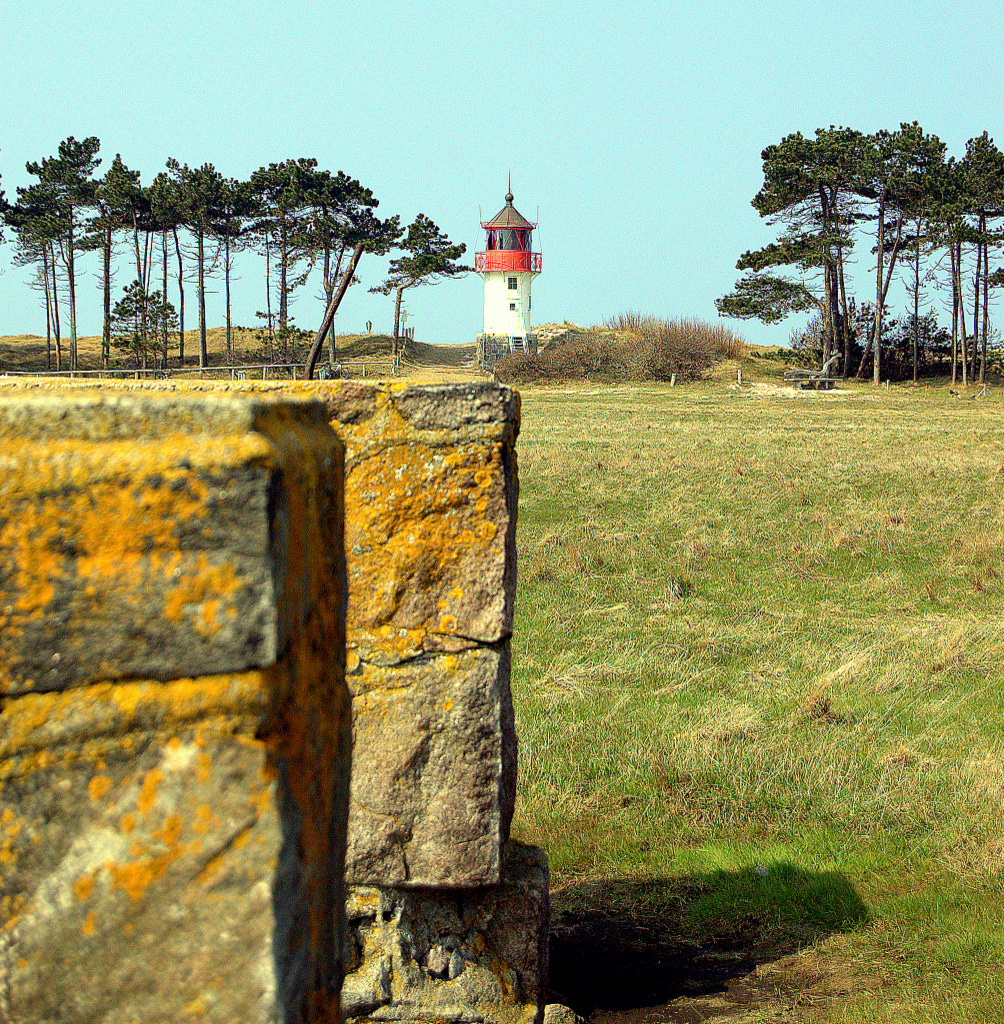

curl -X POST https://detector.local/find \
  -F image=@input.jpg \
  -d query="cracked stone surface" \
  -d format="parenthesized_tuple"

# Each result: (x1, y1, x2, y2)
(343, 842, 549, 1024)
(321, 382, 520, 889)
(346, 644, 516, 888)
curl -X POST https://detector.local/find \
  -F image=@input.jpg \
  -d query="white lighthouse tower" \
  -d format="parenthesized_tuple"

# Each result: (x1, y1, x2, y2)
(475, 182, 541, 369)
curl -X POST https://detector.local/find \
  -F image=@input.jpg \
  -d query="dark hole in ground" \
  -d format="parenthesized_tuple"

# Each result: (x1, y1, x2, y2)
(548, 870, 869, 1022)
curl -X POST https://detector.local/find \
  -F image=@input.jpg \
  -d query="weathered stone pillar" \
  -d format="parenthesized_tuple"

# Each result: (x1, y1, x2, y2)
(319, 382, 549, 1024)
(0, 386, 351, 1024)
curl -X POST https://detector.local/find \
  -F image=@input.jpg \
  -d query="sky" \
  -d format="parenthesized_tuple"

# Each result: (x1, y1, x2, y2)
(0, 0, 1002, 350)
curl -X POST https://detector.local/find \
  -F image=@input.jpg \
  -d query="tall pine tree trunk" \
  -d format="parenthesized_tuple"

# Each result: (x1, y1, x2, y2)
(103, 224, 112, 368)
(981, 237, 989, 383)
(264, 235, 274, 361)
(162, 230, 169, 368)
(950, 242, 958, 385)
(49, 242, 62, 372)
(872, 192, 885, 385)
(838, 245, 851, 377)
(306, 241, 365, 380)
(393, 286, 405, 354)
(42, 247, 53, 371)
(198, 229, 207, 369)
(224, 224, 232, 361)
(66, 216, 78, 372)
(279, 220, 288, 332)
(912, 242, 920, 383)
(173, 227, 185, 365)
(955, 241, 968, 387)
(323, 243, 336, 365)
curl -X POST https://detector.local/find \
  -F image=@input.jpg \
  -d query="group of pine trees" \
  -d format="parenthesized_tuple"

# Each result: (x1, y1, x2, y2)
(717, 124, 1004, 383)
(0, 137, 468, 373)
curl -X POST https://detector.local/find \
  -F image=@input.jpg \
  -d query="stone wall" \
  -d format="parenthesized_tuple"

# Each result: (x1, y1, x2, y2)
(0, 385, 351, 1024)
(0, 378, 548, 1024)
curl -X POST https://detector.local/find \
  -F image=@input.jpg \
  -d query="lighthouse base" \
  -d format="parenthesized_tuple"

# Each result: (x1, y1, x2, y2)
(477, 333, 538, 372)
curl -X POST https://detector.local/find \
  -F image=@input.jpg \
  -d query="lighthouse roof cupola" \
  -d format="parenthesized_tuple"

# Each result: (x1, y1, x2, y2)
(482, 190, 534, 231)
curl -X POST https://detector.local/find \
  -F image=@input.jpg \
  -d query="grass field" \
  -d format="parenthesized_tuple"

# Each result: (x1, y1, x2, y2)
(4, 326, 1001, 1019)
(510, 368, 1004, 1021)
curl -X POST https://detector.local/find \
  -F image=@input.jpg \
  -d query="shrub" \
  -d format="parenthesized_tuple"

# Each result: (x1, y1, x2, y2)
(494, 317, 747, 385)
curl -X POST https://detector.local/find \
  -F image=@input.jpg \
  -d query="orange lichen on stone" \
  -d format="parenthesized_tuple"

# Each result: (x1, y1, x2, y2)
(136, 769, 163, 816)
(342, 434, 508, 652)
(107, 853, 174, 901)
(0, 674, 272, 783)
(152, 812, 185, 848)
(81, 912, 96, 936)
(119, 813, 136, 834)
(193, 805, 218, 835)
(73, 874, 95, 901)
(196, 753, 212, 782)
(88, 775, 111, 800)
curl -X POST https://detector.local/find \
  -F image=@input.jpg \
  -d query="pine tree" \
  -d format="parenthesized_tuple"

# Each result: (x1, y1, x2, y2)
(25, 137, 101, 371)
(370, 214, 469, 354)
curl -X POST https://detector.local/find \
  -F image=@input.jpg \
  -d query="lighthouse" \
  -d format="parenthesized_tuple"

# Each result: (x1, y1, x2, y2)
(475, 184, 541, 369)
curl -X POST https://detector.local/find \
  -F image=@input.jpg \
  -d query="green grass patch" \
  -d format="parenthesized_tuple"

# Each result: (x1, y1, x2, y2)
(511, 379, 1004, 1021)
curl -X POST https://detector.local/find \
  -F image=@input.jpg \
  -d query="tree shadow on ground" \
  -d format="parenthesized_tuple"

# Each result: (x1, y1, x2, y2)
(549, 864, 869, 1018)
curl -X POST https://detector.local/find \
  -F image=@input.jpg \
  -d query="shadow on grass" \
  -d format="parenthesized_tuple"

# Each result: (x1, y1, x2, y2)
(549, 864, 868, 1016)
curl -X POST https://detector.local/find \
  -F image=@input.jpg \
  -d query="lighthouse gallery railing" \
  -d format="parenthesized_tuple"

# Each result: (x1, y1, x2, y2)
(474, 251, 542, 273)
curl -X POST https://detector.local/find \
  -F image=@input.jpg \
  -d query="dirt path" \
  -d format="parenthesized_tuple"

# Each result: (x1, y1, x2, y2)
(395, 341, 484, 384)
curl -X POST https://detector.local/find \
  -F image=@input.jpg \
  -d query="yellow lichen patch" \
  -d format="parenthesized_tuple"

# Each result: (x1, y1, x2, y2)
(196, 752, 212, 782)
(185, 996, 206, 1016)
(439, 615, 458, 633)
(193, 805, 218, 835)
(162, 554, 243, 637)
(342, 437, 507, 647)
(136, 769, 163, 816)
(119, 813, 136, 834)
(88, 775, 112, 800)
(443, 699, 454, 712)
(1, 673, 270, 773)
(0, 428, 272, 689)
(152, 812, 185, 848)
(81, 912, 96, 936)
(107, 852, 175, 901)
(167, 736, 181, 750)
(73, 874, 95, 901)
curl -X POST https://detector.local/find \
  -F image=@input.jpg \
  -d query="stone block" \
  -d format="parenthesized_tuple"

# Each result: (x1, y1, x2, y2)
(346, 644, 516, 888)
(0, 385, 351, 1024)
(320, 381, 520, 667)
(342, 842, 549, 1024)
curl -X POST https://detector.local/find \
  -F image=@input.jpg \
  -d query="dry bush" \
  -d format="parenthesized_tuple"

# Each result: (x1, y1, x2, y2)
(495, 332, 633, 385)
(494, 316, 747, 385)
(604, 310, 649, 330)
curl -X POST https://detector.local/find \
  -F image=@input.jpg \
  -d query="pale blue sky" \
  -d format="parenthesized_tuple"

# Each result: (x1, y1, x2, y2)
(1, 0, 1001, 348)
